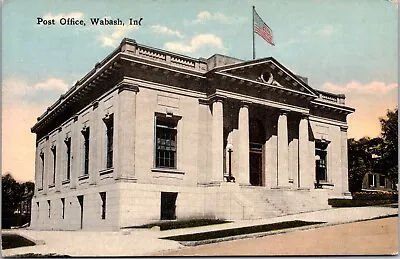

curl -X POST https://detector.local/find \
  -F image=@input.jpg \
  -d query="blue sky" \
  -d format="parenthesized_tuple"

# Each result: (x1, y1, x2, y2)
(2, 0, 398, 181)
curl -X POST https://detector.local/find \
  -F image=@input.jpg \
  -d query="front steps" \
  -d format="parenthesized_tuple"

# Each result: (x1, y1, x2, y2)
(215, 183, 331, 220)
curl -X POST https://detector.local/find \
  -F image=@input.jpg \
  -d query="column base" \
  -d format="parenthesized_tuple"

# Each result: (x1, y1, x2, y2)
(342, 191, 352, 199)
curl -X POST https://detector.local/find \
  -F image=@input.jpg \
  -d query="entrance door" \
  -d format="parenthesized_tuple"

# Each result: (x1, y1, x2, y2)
(160, 192, 177, 220)
(77, 195, 84, 229)
(250, 143, 263, 186)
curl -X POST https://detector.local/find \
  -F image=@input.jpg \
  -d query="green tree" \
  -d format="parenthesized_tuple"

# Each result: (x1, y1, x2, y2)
(2, 173, 35, 228)
(348, 137, 376, 192)
(378, 108, 398, 187)
(2, 173, 22, 218)
(347, 107, 398, 192)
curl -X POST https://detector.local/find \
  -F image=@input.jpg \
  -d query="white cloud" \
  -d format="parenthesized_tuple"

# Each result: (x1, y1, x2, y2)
(322, 81, 398, 139)
(301, 26, 311, 35)
(1, 76, 72, 181)
(2, 77, 70, 106)
(164, 34, 226, 54)
(389, 0, 398, 8)
(151, 24, 184, 38)
(318, 25, 337, 37)
(192, 11, 245, 24)
(34, 78, 69, 92)
(97, 23, 138, 48)
(43, 12, 84, 21)
(323, 81, 398, 95)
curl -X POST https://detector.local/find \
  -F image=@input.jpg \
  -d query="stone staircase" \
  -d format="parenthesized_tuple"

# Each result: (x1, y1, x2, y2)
(228, 185, 331, 220)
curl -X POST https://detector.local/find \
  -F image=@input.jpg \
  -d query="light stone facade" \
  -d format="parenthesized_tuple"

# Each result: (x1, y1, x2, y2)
(30, 38, 354, 230)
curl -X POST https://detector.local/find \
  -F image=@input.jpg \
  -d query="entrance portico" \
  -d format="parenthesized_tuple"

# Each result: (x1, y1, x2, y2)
(217, 100, 316, 190)
(206, 56, 354, 193)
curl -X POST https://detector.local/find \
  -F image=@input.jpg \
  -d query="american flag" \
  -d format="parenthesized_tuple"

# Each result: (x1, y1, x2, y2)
(253, 9, 274, 46)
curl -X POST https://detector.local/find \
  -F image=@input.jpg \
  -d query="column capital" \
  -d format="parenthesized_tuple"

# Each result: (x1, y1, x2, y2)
(279, 108, 291, 115)
(340, 125, 348, 132)
(209, 93, 226, 103)
(300, 113, 310, 119)
(198, 98, 209, 105)
(117, 82, 139, 93)
(92, 100, 99, 110)
(240, 100, 252, 108)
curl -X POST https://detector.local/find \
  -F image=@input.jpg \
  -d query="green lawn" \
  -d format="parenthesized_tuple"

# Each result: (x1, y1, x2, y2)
(125, 218, 231, 231)
(2, 234, 36, 250)
(162, 220, 324, 242)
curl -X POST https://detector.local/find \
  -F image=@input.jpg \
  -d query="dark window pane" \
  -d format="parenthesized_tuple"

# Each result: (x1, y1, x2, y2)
(105, 116, 114, 169)
(315, 142, 328, 183)
(65, 138, 71, 180)
(83, 129, 90, 175)
(155, 118, 178, 168)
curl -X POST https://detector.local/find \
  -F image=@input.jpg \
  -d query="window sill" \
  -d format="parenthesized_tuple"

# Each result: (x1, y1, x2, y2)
(78, 174, 89, 181)
(62, 179, 70, 185)
(99, 168, 114, 175)
(151, 168, 184, 174)
(315, 182, 334, 189)
(48, 184, 55, 188)
(38, 187, 43, 191)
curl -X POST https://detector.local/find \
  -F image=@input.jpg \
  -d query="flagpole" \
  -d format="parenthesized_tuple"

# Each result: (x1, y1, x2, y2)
(252, 6, 255, 60)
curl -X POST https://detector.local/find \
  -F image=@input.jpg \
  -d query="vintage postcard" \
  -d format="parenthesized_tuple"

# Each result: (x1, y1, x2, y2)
(2, 0, 398, 256)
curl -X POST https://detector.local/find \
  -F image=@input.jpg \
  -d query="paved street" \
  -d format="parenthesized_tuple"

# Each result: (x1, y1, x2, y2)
(156, 217, 398, 256)
(2, 206, 398, 257)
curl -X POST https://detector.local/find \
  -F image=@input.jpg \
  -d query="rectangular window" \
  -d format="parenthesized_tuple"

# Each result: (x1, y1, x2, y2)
(100, 192, 106, 220)
(61, 198, 65, 219)
(155, 115, 178, 168)
(82, 128, 90, 175)
(47, 200, 51, 218)
(65, 138, 71, 180)
(315, 141, 328, 184)
(104, 115, 114, 169)
(36, 202, 39, 219)
(51, 146, 56, 185)
(40, 152, 45, 188)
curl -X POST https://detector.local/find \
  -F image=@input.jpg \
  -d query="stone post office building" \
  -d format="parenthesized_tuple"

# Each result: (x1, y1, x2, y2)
(30, 38, 354, 230)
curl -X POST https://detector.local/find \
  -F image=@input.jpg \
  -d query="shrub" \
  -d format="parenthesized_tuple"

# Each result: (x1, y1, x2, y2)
(351, 191, 398, 201)
(328, 199, 395, 207)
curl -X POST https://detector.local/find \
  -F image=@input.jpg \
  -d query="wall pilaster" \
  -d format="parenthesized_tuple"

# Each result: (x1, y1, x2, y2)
(115, 82, 139, 181)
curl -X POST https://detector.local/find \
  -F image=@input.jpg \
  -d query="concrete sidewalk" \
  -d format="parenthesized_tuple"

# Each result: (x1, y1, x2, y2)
(2, 206, 398, 257)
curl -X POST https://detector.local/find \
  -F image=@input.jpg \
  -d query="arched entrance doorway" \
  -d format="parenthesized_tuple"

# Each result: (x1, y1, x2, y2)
(249, 119, 265, 186)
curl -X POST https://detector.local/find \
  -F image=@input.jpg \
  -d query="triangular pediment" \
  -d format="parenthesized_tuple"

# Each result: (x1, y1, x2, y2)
(213, 57, 318, 97)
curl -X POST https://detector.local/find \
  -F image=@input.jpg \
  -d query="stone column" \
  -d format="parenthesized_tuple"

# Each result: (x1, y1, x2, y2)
(211, 97, 224, 182)
(237, 101, 250, 185)
(55, 128, 63, 192)
(340, 126, 350, 195)
(115, 82, 139, 181)
(277, 110, 289, 187)
(89, 101, 99, 185)
(298, 114, 312, 188)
